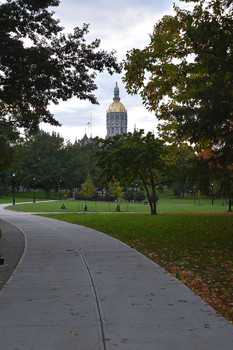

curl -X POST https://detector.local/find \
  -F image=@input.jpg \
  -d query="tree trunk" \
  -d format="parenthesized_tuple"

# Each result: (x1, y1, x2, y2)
(137, 170, 157, 215)
(151, 209, 157, 215)
(150, 202, 157, 215)
(45, 188, 50, 199)
(149, 173, 157, 215)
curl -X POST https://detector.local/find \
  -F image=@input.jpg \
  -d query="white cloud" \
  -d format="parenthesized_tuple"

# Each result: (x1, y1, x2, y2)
(43, 0, 180, 143)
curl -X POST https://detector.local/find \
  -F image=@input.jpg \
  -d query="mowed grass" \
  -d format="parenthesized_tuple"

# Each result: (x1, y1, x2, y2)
(0, 191, 51, 204)
(40, 212, 233, 322)
(5, 196, 230, 213)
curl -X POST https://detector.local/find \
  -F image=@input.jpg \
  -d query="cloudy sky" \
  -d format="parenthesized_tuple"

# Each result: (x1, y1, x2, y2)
(41, 0, 186, 143)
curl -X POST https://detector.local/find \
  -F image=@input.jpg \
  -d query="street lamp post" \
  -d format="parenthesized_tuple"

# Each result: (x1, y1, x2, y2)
(33, 177, 36, 203)
(59, 180, 61, 200)
(211, 183, 214, 206)
(193, 186, 196, 203)
(12, 173, 15, 205)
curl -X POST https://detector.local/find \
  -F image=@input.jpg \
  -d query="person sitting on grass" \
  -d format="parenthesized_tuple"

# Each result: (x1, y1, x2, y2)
(60, 203, 66, 210)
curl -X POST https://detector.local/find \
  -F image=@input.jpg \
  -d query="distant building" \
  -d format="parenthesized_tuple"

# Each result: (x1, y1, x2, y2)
(106, 83, 127, 137)
(76, 133, 92, 146)
(76, 83, 128, 144)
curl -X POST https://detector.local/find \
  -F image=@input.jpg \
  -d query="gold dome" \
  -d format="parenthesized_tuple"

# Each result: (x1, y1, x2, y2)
(107, 101, 126, 113)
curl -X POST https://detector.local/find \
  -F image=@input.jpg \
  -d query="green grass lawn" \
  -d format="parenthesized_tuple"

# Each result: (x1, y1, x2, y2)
(5, 196, 230, 213)
(39, 212, 233, 323)
(0, 191, 48, 204)
(0, 191, 75, 204)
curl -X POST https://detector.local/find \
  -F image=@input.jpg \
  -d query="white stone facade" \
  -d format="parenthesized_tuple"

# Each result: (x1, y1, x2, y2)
(106, 83, 127, 137)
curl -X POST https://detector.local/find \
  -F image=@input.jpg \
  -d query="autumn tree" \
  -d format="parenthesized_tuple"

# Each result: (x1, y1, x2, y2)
(0, 0, 120, 143)
(80, 174, 96, 199)
(195, 150, 233, 209)
(122, 0, 233, 166)
(95, 131, 166, 215)
(108, 179, 123, 201)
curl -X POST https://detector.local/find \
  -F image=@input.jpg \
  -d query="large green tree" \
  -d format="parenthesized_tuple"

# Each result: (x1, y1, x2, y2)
(61, 141, 99, 196)
(122, 0, 233, 166)
(18, 130, 64, 198)
(0, 0, 120, 139)
(95, 131, 166, 215)
(0, 124, 15, 171)
(166, 143, 195, 197)
(61, 142, 89, 196)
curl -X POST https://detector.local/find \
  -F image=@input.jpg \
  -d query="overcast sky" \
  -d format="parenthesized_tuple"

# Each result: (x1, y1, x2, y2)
(41, 0, 185, 143)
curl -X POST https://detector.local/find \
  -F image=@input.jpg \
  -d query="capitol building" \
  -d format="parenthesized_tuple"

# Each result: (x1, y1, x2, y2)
(106, 83, 127, 137)
(78, 82, 128, 145)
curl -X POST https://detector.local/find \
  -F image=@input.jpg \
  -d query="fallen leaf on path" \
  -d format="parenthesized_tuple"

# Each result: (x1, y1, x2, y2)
(120, 338, 128, 343)
(70, 331, 79, 336)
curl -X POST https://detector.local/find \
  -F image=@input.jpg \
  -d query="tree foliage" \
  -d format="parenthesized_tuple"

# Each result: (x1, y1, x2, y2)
(95, 131, 166, 215)
(108, 179, 123, 200)
(1, 132, 101, 197)
(165, 143, 195, 197)
(61, 142, 93, 196)
(0, 0, 120, 138)
(122, 0, 233, 166)
(18, 130, 64, 198)
(80, 173, 95, 199)
(195, 149, 233, 200)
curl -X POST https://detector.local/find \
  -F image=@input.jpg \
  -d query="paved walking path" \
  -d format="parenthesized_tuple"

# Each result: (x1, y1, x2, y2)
(0, 204, 233, 350)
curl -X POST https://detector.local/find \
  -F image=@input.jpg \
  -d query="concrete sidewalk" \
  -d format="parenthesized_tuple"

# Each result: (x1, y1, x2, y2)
(0, 205, 233, 350)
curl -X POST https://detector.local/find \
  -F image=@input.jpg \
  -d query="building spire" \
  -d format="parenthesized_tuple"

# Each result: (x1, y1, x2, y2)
(113, 82, 120, 102)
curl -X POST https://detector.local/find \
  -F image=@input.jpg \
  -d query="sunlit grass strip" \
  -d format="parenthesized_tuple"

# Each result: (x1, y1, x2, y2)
(39, 212, 233, 322)
(6, 197, 229, 213)
(5, 200, 148, 213)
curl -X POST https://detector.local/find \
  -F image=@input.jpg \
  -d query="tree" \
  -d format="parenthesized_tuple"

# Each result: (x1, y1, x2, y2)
(18, 130, 64, 198)
(95, 131, 166, 215)
(0, 0, 120, 140)
(80, 174, 95, 200)
(134, 190, 146, 202)
(165, 143, 195, 197)
(108, 179, 123, 200)
(196, 149, 233, 210)
(123, 189, 135, 202)
(122, 0, 233, 166)
(0, 136, 14, 173)
(61, 142, 90, 196)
